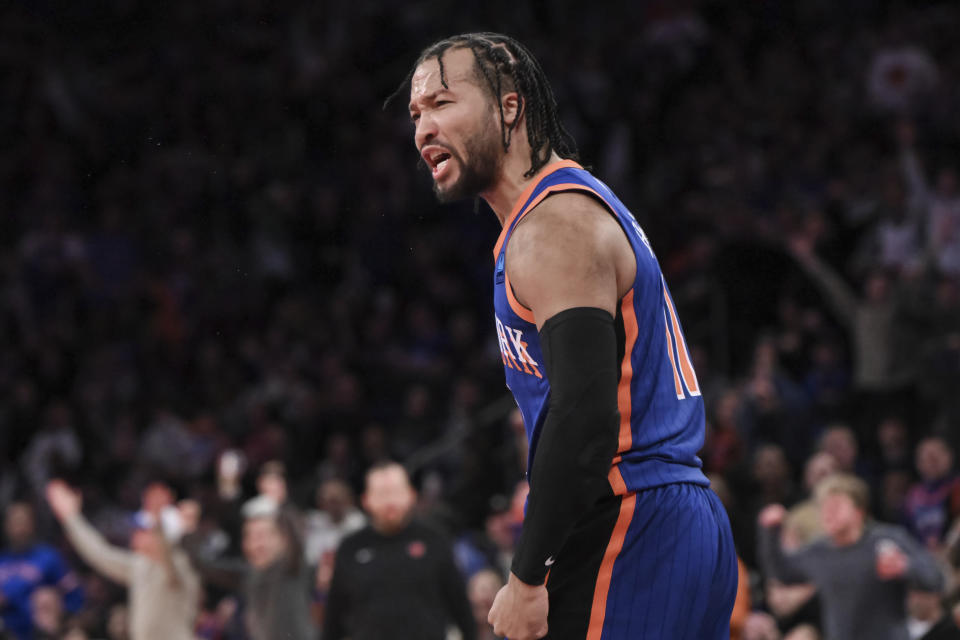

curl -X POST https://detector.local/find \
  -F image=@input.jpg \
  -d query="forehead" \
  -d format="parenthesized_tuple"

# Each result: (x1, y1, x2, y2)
(368, 466, 410, 491)
(6, 504, 33, 522)
(245, 517, 276, 533)
(820, 490, 853, 504)
(409, 47, 479, 104)
(920, 439, 949, 454)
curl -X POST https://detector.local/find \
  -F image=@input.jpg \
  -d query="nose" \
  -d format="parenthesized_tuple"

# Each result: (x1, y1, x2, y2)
(414, 111, 437, 150)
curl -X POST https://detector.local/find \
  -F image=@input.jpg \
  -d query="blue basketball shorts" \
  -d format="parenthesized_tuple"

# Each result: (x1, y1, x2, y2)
(542, 482, 738, 639)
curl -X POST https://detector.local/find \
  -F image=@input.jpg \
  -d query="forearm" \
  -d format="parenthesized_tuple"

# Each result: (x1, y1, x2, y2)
(758, 525, 810, 585)
(793, 253, 858, 323)
(511, 307, 620, 585)
(181, 533, 247, 590)
(62, 514, 133, 585)
(898, 534, 944, 591)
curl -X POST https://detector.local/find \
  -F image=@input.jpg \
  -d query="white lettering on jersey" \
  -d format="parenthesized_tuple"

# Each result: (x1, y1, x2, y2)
(495, 315, 543, 379)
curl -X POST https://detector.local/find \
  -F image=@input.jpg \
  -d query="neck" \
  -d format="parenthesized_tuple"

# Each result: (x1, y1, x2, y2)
(481, 148, 563, 226)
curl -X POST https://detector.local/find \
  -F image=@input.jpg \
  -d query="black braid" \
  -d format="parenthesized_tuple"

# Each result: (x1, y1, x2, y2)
(386, 33, 579, 178)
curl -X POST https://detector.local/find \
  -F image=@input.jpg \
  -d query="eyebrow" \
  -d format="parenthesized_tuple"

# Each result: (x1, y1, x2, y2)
(408, 89, 450, 112)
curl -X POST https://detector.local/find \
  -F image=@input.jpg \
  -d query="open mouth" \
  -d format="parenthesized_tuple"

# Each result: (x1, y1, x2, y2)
(422, 146, 453, 179)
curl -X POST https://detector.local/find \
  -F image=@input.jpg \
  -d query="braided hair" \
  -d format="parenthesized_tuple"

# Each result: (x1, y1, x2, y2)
(389, 32, 579, 178)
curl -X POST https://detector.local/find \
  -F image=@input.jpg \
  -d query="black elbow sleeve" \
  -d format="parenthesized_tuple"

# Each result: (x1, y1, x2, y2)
(511, 307, 620, 585)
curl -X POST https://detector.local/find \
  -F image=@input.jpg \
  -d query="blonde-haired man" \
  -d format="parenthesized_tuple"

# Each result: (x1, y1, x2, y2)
(758, 473, 944, 640)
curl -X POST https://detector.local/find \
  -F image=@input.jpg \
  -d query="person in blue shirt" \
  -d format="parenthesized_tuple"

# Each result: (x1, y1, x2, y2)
(0, 502, 83, 639)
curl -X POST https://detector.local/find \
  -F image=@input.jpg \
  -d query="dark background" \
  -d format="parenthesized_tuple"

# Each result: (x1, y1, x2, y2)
(2, 0, 960, 636)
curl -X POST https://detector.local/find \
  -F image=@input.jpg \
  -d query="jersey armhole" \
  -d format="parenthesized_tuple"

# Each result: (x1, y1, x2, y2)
(504, 183, 640, 322)
(501, 183, 601, 324)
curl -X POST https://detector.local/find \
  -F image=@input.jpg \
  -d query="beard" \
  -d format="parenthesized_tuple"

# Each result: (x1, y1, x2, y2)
(431, 124, 501, 203)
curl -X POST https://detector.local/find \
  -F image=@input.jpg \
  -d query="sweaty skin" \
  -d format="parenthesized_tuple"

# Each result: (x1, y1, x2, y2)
(508, 191, 636, 328)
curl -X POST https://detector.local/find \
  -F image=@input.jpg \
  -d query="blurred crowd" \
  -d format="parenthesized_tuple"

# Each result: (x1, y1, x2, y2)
(2, 0, 960, 638)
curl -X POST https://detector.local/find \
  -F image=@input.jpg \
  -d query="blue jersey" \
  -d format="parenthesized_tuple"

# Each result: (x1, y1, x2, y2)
(0, 544, 84, 640)
(492, 160, 709, 495)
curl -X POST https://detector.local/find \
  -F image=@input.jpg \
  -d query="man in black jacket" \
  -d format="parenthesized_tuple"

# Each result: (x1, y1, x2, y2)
(323, 462, 475, 640)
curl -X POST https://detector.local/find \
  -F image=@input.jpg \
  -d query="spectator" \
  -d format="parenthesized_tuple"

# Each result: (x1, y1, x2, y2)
(898, 123, 960, 278)
(906, 590, 960, 640)
(105, 603, 131, 640)
(905, 437, 960, 551)
(467, 569, 503, 640)
(1, 1, 960, 634)
(323, 462, 475, 640)
(303, 478, 365, 567)
(759, 474, 943, 640)
(741, 612, 782, 640)
(255, 461, 290, 508)
(817, 425, 868, 480)
(762, 452, 837, 638)
(879, 417, 913, 473)
(183, 495, 316, 640)
(0, 501, 83, 640)
(788, 452, 839, 547)
(29, 587, 63, 640)
(752, 444, 799, 508)
(46, 480, 200, 640)
(787, 233, 918, 426)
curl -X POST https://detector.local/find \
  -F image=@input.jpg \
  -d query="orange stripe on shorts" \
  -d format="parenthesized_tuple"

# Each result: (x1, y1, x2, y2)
(586, 492, 635, 640)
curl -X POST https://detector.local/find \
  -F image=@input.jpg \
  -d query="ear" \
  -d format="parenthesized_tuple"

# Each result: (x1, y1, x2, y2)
(501, 91, 523, 127)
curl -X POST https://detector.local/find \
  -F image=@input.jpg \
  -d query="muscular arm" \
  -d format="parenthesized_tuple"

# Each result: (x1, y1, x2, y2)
(505, 192, 634, 584)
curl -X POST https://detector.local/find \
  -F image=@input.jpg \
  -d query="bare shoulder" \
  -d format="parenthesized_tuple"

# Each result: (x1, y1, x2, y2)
(505, 191, 633, 327)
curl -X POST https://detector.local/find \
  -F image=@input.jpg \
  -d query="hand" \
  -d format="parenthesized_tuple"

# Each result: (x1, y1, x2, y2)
(177, 499, 201, 535)
(487, 573, 549, 640)
(46, 480, 82, 522)
(316, 551, 335, 592)
(876, 543, 909, 580)
(758, 504, 787, 529)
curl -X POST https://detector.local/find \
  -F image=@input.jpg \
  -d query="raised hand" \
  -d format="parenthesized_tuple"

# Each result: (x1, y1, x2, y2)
(758, 503, 787, 529)
(46, 480, 82, 522)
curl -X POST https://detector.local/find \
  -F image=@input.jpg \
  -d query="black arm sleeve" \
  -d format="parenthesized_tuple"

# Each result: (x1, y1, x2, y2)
(510, 307, 620, 585)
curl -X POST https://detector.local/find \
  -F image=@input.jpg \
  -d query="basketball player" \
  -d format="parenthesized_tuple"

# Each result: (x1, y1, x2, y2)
(401, 33, 737, 639)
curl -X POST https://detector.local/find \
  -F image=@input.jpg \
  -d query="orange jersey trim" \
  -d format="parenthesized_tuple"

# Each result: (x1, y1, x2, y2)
(616, 291, 638, 458)
(503, 269, 536, 324)
(607, 465, 627, 495)
(497, 181, 594, 323)
(492, 159, 583, 259)
(586, 492, 635, 640)
(496, 177, 624, 328)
